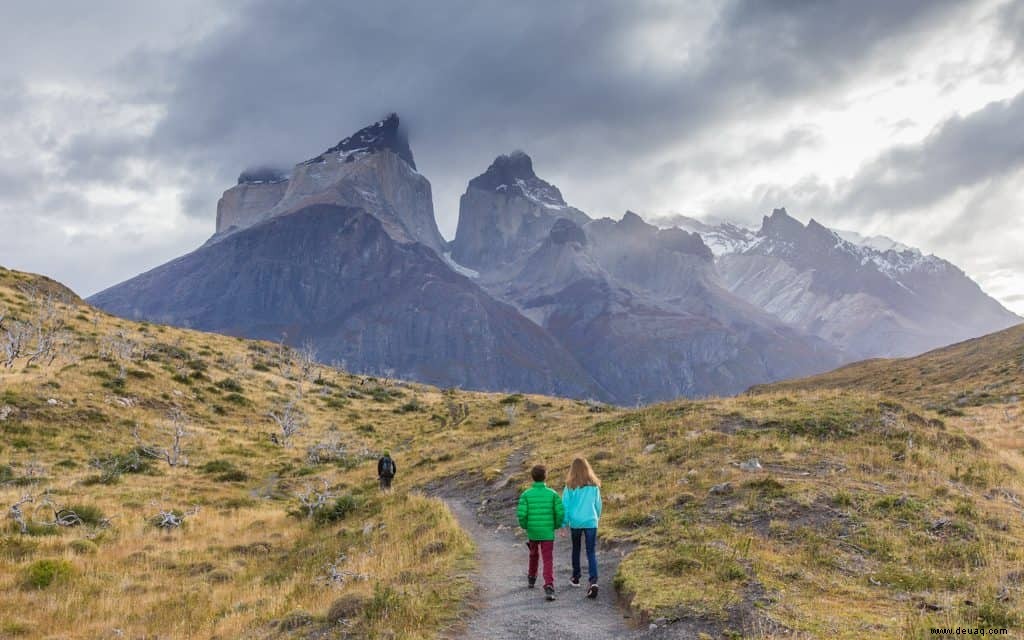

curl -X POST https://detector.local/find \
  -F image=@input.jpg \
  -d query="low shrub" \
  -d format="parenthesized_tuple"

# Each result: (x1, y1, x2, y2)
(0, 536, 39, 560)
(22, 558, 73, 589)
(68, 539, 98, 555)
(215, 378, 244, 393)
(61, 503, 106, 526)
(327, 593, 369, 623)
(312, 495, 360, 525)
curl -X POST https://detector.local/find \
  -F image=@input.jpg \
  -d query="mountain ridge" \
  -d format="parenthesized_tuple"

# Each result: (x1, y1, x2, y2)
(89, 114, 1018, 403)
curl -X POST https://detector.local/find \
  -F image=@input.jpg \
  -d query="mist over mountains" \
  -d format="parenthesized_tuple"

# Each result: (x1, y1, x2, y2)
(89, 114, 1020, 403)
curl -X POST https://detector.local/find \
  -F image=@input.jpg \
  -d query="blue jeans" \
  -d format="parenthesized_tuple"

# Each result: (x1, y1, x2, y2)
(570, 527, 598, 584)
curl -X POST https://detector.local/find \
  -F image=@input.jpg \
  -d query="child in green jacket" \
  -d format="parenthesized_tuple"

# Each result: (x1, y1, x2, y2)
(517, 464, 565, 601)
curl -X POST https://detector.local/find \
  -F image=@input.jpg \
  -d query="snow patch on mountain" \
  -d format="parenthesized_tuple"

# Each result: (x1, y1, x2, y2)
(443, 252, 480, 279)
(648, 211, 945, 281)
(835, 229, 910, 253)
(650, 213, 760, 256)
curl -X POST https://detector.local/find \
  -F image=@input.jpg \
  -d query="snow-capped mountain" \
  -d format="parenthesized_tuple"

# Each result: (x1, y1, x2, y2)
(450, 151, 590, 271)
(651, 213, 760, 256)
(658, 208, 1020, 359)
(89, 117, 604, 400)
(87, 116, 1019, 403)
(454, 159, 842, 400)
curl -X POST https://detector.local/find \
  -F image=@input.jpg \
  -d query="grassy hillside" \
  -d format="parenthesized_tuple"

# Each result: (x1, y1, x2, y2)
(751, 323, 1024, 411)
(751, 323, 1024, 485)
(2, 265, 1022, 638)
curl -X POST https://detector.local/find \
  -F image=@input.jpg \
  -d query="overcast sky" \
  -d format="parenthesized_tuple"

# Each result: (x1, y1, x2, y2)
(1, 0, 1022, 312)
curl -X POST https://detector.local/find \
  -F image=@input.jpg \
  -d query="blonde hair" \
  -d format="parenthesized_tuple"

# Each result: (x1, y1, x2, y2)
(565, 456, 601, 489)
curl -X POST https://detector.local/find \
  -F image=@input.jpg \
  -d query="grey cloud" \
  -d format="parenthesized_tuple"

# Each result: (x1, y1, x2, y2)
(713, 89, 1024, 226)
(839, 90, 1024, 214)
(0, 0, 1015, 298)
(657, 126, 823, 184)
(138, 0, 965, 229)
(58, 131, 150, 184)
(998, 0, 1024, 55)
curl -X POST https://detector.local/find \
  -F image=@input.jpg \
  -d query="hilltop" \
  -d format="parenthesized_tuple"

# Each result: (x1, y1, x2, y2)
(751, 323, 1024, 412)
(3, 266, 1023, 638)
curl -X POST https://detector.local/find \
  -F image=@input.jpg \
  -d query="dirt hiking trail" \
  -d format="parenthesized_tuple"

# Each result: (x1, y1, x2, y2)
(434, 449, 707, 639)
(444, 497, 640, 639)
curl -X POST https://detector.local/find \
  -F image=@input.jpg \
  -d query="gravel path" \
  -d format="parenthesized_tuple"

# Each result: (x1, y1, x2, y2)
(445, 497, 644, 640)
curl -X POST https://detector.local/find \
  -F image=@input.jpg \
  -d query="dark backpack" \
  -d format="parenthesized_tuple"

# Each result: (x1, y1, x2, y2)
(380, 457, 395, 477)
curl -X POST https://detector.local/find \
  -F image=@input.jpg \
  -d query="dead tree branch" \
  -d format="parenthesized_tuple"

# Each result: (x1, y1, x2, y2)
(268, 398, 306, 447)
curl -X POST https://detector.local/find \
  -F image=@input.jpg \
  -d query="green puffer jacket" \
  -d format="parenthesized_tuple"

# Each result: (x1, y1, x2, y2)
(517, 482, 565, 541)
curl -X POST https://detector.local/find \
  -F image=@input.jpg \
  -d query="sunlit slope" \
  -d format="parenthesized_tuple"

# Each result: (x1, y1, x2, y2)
(1, 266, 1021, 638)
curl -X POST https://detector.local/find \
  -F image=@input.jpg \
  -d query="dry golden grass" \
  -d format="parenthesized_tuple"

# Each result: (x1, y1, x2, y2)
(752, 323, 1024, 411)
(2, 265, 1022, 638)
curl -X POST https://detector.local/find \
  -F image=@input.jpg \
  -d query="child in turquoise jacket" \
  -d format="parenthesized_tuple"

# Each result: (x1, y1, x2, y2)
(561, 456, 603, 598)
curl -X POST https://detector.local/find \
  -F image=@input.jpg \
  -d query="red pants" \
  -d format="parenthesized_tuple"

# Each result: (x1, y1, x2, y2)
(528, 540, 555, 587)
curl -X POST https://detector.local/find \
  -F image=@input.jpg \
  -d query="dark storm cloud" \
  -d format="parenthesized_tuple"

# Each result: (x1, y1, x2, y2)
(59, 131, 150, 184)
(999, 0, 1024, 55)
(839, 90, 1024, 214)
(2, 0, 1019, 301)
(138, 0, 964, 225)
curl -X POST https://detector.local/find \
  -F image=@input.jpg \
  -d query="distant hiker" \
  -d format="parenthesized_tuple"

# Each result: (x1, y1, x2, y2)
(562, 456, 603, 599)
(378, 451, 396, 491)
(517, 464, 565, 601)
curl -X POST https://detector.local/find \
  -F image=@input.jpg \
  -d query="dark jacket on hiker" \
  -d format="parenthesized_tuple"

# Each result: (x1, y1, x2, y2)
(378, 455, 396, 478)
(517, 481, 565, 541)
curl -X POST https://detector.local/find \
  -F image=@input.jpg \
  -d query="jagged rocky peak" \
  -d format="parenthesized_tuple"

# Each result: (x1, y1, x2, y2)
(309, 112, 416, 169)
(657, 227, 713, 260)
(759, 207, 805, 238)
(469, 150, 566, 206)
(549, 218, 587, 246)
(237, 166, 289, 185)
(620, 210, 650, 228)
(212, 112, 444, 254)
(805, 218, 838, 241)
(451, 151, 589, 271)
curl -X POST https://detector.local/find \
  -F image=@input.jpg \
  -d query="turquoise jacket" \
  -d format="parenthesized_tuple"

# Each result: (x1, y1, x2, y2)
(561, 484, 602, 529)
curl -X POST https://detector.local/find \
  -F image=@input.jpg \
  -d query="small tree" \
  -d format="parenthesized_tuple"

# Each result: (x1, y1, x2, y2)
(133, 407, 190, 467)
(100, 330, 143, 380)
(445, 398, 469, 427)
(307, 436, 347, 464)
(1, 285, 73, 368)
(297, 339, 320, 395)
(149, 505, 199, 529)
(8, 494, 34, 534)
(268, 398, 306, 447)
(296, 480, 335, 519)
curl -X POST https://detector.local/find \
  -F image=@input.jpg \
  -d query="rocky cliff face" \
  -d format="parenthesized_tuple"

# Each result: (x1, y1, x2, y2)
(90, 114, 1017, 404)
(90, 204, 603, 398)
(211, 114, 446, 255)
(450, 152, 589, 271)
(496, 218, 839, 400)
(584, 211, 714, 300)
(215, 172, 289, 235)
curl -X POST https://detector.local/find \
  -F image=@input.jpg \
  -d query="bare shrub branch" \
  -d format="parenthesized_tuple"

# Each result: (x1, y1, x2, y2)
(8, 494, 34, 534)
(268, 398, 305, 447)
(133, 407, 190, 467)
(297, 480, 335, 519)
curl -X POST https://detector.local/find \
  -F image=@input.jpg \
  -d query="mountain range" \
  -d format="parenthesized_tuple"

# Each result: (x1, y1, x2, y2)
(88, 114, 1020, 403)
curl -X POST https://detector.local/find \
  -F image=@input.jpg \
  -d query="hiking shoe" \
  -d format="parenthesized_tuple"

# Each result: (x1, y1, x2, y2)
(527, 576, 536, 589)
(569, 577, 581, 587)
(586, 584, 599, 599)
(544, 585, 556, 601)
